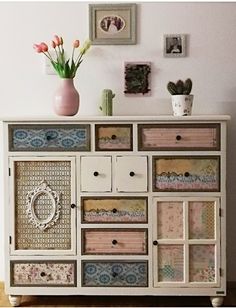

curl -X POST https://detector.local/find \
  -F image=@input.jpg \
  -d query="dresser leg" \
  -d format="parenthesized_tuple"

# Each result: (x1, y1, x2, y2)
(8, 295, 22, 307)
(210, 296, 224, 307)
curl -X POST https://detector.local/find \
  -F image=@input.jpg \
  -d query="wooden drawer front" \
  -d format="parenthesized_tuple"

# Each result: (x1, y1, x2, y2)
(82, 197, 148, 223)
(82, 261, 148, 287)
(153, 156, 220, 192)
(95, 124, 133, 151)
(138, 124, 220, 151)
(116, 156, 148, 192)
(82, 229, 148, 255)
(10, 261, 76, 287)
(81, 156, 111, 192)
(9, 124, 90, 151)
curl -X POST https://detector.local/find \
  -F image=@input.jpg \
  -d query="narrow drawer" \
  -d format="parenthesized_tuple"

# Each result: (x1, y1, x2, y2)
(82, 261, 148, 287)
(82, 228, 148, 255)
(10, 260, 76, 287)
(9, 124, 90, 151)
(95, 124, 133, 151)
(138, 124, 220, 151)
(82, 197, 148, 223)
(153, 156, 220, 192)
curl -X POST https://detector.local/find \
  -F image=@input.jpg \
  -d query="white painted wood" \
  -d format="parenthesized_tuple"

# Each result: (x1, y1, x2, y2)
(8, 295, 22, 307)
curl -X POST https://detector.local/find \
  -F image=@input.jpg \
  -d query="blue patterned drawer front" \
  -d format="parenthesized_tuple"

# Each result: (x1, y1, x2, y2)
(82, 261, 148, 287)
(9, 124, 90, 151)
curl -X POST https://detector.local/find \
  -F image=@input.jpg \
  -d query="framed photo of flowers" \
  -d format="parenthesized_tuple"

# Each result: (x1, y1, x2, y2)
(89, 3, 137, 45)
(163, 34, 186, 58)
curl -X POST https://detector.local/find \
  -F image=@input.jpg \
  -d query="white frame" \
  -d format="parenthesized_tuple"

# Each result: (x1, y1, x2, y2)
(164, 34, 186, 58)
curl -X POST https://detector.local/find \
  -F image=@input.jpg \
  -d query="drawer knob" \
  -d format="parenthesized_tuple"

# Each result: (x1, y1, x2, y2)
(93, 171, 99, 177)
(71, 204, 76, 209)
(111, 134, 117, 140)
(129, 171, 135, 177)
(112, 239, 118, 245)
(184, 172, 190, 177)
(153, 240, 158, 246)
(46, 135, 52, 141)
(112, 272, 118, 277)
(176, 135, 182, 141)
(112, 208, 117, 213)
(40, 272, 46, 277)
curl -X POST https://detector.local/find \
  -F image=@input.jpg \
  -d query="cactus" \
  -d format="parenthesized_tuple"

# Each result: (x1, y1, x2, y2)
(99, 89, 115, 116)
(167, 78, 192, 95)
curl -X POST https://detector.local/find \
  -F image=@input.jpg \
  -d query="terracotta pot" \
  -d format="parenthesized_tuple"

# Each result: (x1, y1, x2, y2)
(53, 79, 80, 116)
(171, 95, 194, 116)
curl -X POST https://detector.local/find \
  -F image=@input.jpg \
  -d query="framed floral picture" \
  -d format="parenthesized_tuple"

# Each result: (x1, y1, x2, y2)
(89, 3, 137, 45)
(163, 34, 186, 58)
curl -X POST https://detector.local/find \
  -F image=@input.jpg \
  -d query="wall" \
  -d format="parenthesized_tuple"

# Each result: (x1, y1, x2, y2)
(0, 1, 236, 281)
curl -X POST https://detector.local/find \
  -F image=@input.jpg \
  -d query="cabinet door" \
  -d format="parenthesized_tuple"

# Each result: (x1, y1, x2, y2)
(9, 157, 76, 255)
(116, 156, 148, 192)
(152, 197, 220, 287)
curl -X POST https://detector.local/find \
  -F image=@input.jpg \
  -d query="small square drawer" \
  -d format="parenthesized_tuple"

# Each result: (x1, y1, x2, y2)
(95, 124, 133, 151)
(81, 156, 112, 192)
(9, 124, 90, 151)
(82, 228, 148, 255)
(82, 261, 148, 287)
(138, 124, 220, 151)
(153, 156, 220, 192)
(10, 260, 76, 287)
(81, 197, 148, 223)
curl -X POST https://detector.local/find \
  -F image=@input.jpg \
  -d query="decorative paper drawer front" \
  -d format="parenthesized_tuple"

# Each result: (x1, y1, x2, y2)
(9, 124, 90, 151)
(95, 124, 133, 151)
(10, 261, 76, 287)
(82, 261, 148, 287)
(138, 124, 220, 151)
(153, 156, 220, 192)
(82, 229, 148, 255)
(82, 197, 148, 223)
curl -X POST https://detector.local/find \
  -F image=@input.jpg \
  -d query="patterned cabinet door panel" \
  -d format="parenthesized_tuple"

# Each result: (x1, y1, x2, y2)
(11, 158, 76, 254)
(9, 124, 90, 151)
(81, 197, 148, 223)
(82, 261, 148, 287)
(10, 260, 77, 287)
(138, 124, 220, 151)
(153, 156, 220, 192)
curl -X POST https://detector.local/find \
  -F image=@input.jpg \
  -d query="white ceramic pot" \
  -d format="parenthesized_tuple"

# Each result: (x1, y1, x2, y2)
(171, 95, 194, 116)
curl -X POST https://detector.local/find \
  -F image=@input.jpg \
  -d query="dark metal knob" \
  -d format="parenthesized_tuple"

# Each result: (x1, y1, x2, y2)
(112, 272, 118, 277)
(46, 135, 52, 141)
(71, 204, 76, 209)
(176, 135, 182, 141)
(112, 208, 117, 213)
(129, 171, 135, 177)
(93, 171, 99, 177)
(112, 239, 118, 245)
(153, 240, 158, 246)
(111, 134, 117, 140)
(40, 272, 46, 277)
(184, 172, 190, 177)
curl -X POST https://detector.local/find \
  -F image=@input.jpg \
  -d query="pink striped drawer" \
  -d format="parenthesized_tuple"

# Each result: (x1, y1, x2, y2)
(82, 229, 148, 255)
(138, 124, 220, 151)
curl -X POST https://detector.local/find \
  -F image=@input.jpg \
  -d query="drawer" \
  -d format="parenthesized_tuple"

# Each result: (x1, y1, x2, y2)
(95, 124, 133, 151)
(81, 197, 148, 223)
(10, 260, 76, 287)
(82, 228, 148, 255)
(81, 156, 112, 192)
(153, 156, 220, 192)
(138, 124, 220, 151)
(116, 156, 148, 192)
(82, 261, 148, 287)
(9, 124, 90, 151)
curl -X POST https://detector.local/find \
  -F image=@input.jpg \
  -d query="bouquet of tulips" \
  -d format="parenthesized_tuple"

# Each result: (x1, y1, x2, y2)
(33, 35, 91, 78)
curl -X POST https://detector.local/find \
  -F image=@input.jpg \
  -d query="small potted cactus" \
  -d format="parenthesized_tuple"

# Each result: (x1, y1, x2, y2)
(167, 78, 193, 116)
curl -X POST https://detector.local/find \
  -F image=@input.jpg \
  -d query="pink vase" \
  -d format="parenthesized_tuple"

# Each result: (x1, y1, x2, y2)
(53, 78, 80, 116)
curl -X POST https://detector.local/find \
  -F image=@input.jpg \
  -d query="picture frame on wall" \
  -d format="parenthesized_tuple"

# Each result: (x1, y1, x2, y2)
(89, 3, 137, 45)
(163, 34, 186, 58)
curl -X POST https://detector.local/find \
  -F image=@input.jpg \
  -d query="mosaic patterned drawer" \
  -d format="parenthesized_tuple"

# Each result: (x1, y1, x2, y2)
(82, 228, 148, 255)
(153, 156, 220, 192)
(82, 261, 148, 287)
(81, 197, 148, 223)
(10, 260, 76, 287)
(9, 124, 90, 151)
(138, 124, 220, 151)
(95, 124, 133, 151)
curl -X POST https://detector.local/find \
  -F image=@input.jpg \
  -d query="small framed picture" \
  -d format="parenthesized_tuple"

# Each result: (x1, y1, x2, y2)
(163, 34, 186, 58)
(89, 3, 137, 45)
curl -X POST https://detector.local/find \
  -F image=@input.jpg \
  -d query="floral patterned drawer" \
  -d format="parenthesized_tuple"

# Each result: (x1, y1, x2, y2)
(153, 156, 220, 192)
(10, 260, 77, 287)
(81, 197, 148, 223)
(95, 124, 133, 151)
(138, 124, 220, 151)
(82, 261, 148, 287)
(9, 124, 90, 151)
(82, 228, 148, 255)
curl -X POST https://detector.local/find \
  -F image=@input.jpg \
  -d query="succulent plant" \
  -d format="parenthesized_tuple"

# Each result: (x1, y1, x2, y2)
(167, 78, 192, 95)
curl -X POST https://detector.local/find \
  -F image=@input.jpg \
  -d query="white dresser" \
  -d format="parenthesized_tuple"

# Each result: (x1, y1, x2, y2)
(2, 116, 229, 307)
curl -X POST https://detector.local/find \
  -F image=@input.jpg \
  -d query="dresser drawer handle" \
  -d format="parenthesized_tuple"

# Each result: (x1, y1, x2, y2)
(112, 239, 118, 245)
(112, 208, 117, 213)
(112, 272, 118, 277)
(40, 272, 46, 277)
(71, 203, 76, 209)
(93, 171, 99, 177)
(111, 134, 117, 140)
(129, 171, 135, 177)
(46, 135, 53, 141)
(176, 135, 182, 141)
(153, 240, 158, 246)
(184, 172, 190, 177)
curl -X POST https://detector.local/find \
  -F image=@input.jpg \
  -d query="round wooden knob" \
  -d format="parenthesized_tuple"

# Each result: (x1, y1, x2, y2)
(129, 171, 135, 177)
(184, 172, 190, 177)
(40, 272, 46, 277)
(112, 239, 118, 245)
(93, 171, 99, 177)
(112, 208, 117, 213)
(71, 204, 76, 209)
(46, 135, 52, 141)
(112, 272, 118, 277)
(176, 135, 182, 141)
(153, 240, 158, 246)
(111, 134, 117, 140)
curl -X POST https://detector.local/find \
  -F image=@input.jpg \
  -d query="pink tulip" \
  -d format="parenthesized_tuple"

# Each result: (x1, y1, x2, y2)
(51, 40, 56, 49)
(73, 40, 80, 48)
(33, 44, 43, 53)
(40, 42, 48, 52)
(54, 35, 60, 46)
